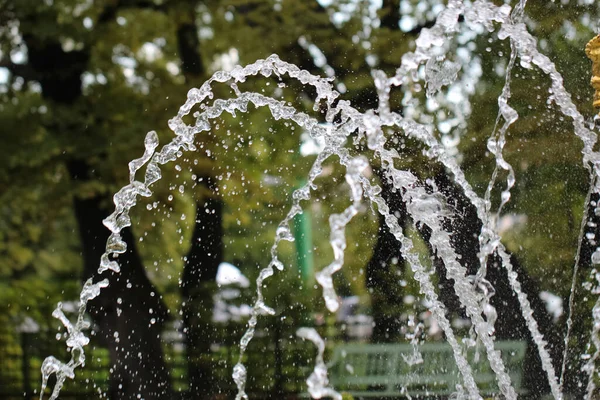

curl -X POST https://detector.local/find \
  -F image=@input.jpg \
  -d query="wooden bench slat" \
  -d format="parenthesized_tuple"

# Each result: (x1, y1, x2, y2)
(327, 340, 527, 397)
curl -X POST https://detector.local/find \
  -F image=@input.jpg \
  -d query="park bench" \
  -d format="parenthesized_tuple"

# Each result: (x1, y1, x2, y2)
(327, 341, 527, 398)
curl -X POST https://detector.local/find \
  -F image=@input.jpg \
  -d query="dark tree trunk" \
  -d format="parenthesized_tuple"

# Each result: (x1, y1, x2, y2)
(69, 180, 171, 399)
(175, 14, 226, 398)
(430, 171, 563, 395)
(177, 22, 204, 78)
(180, 176, 223, 398)
(560, 190, 600, 396)
(366, 213, 406, 343)
(379, 0, 400, 30)
(365, 164, 562, 393)
(366, 170, 406, 343)
(23, 29, 173, 399)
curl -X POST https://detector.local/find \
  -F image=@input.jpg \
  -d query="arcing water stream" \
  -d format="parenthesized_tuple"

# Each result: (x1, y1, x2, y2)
(40, 1, 600, 399)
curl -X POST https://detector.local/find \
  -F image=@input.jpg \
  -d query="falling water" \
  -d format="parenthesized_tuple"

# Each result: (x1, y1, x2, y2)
(40, 1, 600, 399)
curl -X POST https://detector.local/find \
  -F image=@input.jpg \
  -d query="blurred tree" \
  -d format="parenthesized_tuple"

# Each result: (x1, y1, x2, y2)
(0, 1, 202, 398)
(1, 0, 600, 399)
(0, 2, 179, 398)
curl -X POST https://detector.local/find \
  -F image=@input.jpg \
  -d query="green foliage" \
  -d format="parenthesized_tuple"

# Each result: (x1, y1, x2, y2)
(1, 0, 600, 396)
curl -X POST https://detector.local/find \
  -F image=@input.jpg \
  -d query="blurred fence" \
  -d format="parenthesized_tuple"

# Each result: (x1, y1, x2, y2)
(0, 315, 367, 400)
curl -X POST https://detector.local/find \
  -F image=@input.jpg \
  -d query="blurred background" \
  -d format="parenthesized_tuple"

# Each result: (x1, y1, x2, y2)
(1, 0, 600, 399)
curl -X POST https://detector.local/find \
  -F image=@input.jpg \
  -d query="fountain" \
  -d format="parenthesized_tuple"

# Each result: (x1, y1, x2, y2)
(36, 1, 600, 399)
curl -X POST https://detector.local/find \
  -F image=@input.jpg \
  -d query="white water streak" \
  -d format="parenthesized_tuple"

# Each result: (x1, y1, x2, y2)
(297, 328, 342, 400)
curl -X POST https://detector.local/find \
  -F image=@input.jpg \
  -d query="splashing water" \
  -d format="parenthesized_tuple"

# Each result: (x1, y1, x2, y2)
(40, 1, 600, 399)
(297, 327, 342, 400)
